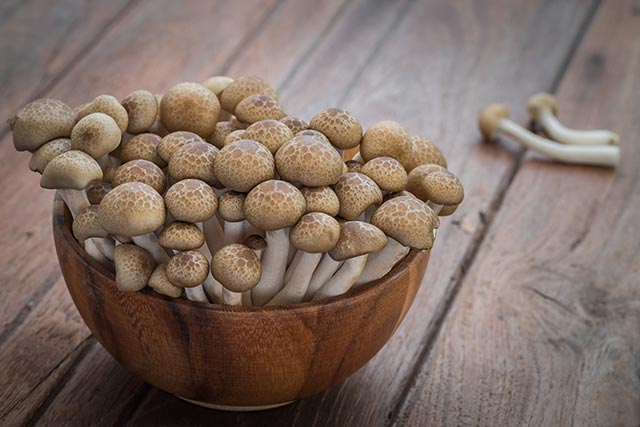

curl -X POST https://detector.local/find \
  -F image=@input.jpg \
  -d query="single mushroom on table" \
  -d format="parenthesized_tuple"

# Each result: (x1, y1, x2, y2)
(478, 104, 620, 168)
(211, 244, 262, 306)
(406, 164, 464, 215)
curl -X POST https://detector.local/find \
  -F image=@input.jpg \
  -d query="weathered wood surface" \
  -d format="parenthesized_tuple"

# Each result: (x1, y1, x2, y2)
(398, 1, 640, 426)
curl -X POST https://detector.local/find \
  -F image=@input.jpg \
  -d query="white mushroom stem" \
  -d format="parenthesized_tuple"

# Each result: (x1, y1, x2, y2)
(84, 239, 111, 267)
(355, 238, 409, 286)
(286, 243, 297, 268)
(242, 222, 263, 240)
(535, 107, 619, 146)
(89, 237, 115, 261)
(241, 247, 263, 306)
(497, 118, 620, 168)
(222, 287, 242, 305)
(224, 220, 244, 245)
(59, 189, 90, 218)
(195, 238, 217, 304)
(426, 202, 443, 215)
(312, 255, 368, 301)
(351, 152, 363, 163)
(132, 233, 171, 264)
(203, 216, 225, 254)
(203, 275, 223, 304)
(251, 228, 290, 306)
(303, 254, 343, 301)
(185, 284, 210, 303)
(267, 252, 322, 306)
(284, 251, 302, 284)
(364, 205, 377, 222)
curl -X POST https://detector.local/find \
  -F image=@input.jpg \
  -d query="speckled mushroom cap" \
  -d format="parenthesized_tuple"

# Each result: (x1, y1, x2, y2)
(406, 164, 464, 206)
(72, 205, 109, 241)
(207, 120, 246, 149)
(224, 129, 247, 146)
(214, 139, 275, 192)
(218, 191, 246, 222)
(165, 250, 209, 288)
(243, 119, 294, 154)
(9, 98, 76, 152)
(244, 234, 267, 252)
(112, 159, 167, 194)
(114, 244, 155, 292)
(301, 186, 340, 216)
(527, 92, 558, 116)
(148, 264, 183, 298)
(70, 112, 121, 159)
(371, 196, 438, 250)
(361, 156, 408, 192)
(98, 182, 165, 236)
(345, 159, 363, 173)
(86, 182, 112, 205)
(309, 108, 362, 149)
(333, 172, 383, 220)
(328, 221, 387, 261)
(211, 244, 261, 292)
(438, 203, 459, 217)
(159, 82, 220, 137)
(220, 76, 278, 113)
(168, 141, 219, 185)
(121, 90, 158, 134)
(202, 75, 234, 97)
(235, 94, 285, 124)
(244, 180, 306, 231)
(29, 138, 71, 173)
(295, 129, 331, 145)
(275, 134, 343, 187)
(360, 121, 412, 169)
(164, 179, 217, 223)
(290, 212, 340, 253)
(40, 150, 103, 190)
(280, 116, 308, 134)
(158, 222, 205, 251)
(157, 131, 205, 163)
(406, 135, 447, 171)
(478, 104, 509, 141)
(120, 133, 166, 167)
(76, 94, 129, 134)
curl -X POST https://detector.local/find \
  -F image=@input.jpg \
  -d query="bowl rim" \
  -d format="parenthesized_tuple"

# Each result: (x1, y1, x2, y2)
(54, 194, 426, 315)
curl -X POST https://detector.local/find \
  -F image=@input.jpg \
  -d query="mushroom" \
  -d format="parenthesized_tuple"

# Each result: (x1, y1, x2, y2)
(219, 75, 277, 114)
(121, 90, 158, 134)
(207, 120, 246, 149)
(159, 82, 220, 137)
(406, 164, 464, 214)
(86, 182, 112, 205)
(9, 98, 76, 152)
(235, 94, 285, 124)
(243, 119, 294, 154)
(309, 108, 362, 156)
(120, 133, 166, 167)
(217, 191, 246, 244)
(158, 222, 205, 251)
(201, 75, 234, 97)
(345, 159, 363, 173)
(167, 141, 219, 186)
(360, 156, 408, 194)
(112, 159, 167, 194)
(244, 180, 306, 306)
(76, 94, 129, 134)
(148, 264, 183, 298)
(406, 135, 447, 171)
(165, 250, 210, 290)
(113, 244, 155, 292)
(211, 244, 261, 305)
(478, 104, 620, 168)
(73, 205, 115, 261)
(157, 131, 205, 164)
(528, 92, 619, 145)
(29, 138, 71, 173)
(70, 112, 121, 164)
(301, 186, 340, 217)
(267, 212, 340, 306)
(241, 234, 267, 305)
(213, 139, 275, 192)
(360, 121, 412, 170)
(224, 129, 247, 146)
(275, 134, 344, 187)
(332, 172, 383, 220)
(312, 221, 387, 301)
(280, 116, 308, 134)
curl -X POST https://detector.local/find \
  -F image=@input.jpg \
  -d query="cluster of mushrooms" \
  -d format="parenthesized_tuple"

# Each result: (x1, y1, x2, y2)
(8, 75, 464, 306)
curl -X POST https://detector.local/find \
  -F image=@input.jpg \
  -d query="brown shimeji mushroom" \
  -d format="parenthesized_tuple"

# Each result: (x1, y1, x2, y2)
(148, 264, 183, 298)
(112, 159, 167, 194)
(113, 244, 155, 292)
(309, 108, 362, 156)
(218, 191, 247, 245)
(361, 156, 408, 194)
(121, 89, 158, 135)
(158, 222, 205, 251)
(345, 159, 363, 173)
(224, 129, 247, 146)
(235, 94, 285, 124)
(241, 234, 267, 305)
(333, 172, 383, 220)
(243, 119, 294, 154)
(214, 139, 275, 192)
(86, 182, 112, 205)
(360, 121, 412, 170)
(168, 141, 219, 186)
(406, 164, 464, 214)
(202, 75, 234, 98)
(280, 116, 308, 134)
(157, 131, 205, 164)
(166, 250, 210, 290)
(207, 120, 246, 149)
(9, 98, 76, 152)
(406, 135, 447, 171)
(29, 138, 71, 173)
(212, 244, 262, 306)
(70, 113, 121, 166)
(220, 75, 278, 114)
(478, 104, 619, 168)
(120, 133, 166, 167)
(76, 94, 129, 134)
(301, 186, 340, 217)
(73, 205, 115, 262)
(160, 82, 220, 137)
(275, 134, 344, 187)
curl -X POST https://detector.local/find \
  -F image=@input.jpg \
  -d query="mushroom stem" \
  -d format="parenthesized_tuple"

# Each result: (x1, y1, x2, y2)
(303, 254, 343, 301)
(203, 216, 225, 254)
(222, 287, 242, 305)
(426, 202, 443, 215)
(84, 239, 111, 267)
(312, 255, 368, 301)
(203, 275, 223, 304)
(132, 233, 171, 264)
(535, 107, 619, 146)
(185, 284, 209, 303)
(351, 152, 363, 163)
(224, 221, 244, 245)
(90, 237, 115, 261)
(284, 251, 302, 284)
(497, 118, 620, 168)
(354, 238, 409, 286)
(58, 189, 90, 218)
(267, 252, 322, 306)
(251, 228, 290, 306)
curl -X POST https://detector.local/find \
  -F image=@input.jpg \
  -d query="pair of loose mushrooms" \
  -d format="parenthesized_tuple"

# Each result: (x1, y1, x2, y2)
(9, 75, 464, 306)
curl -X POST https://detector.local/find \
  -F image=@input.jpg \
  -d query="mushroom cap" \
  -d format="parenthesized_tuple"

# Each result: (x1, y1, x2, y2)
(218, 191, 246, 222)
(244, 234, 267, 252)
(9, 98, 76, 151)
(168, 141, 219, 185)
(295, 129, 331, 145)
(98, 182, 166, 236)
(120, 133, 166, 167)
(329, 221, 387, 261)
(235, 94, 285, 124)
(72, 205, 109, 241)
(214, 139, 275, 192)
(275, 134, 343, 186)
(201, 75, 234, 97)
(438, 203, 459, 217)
(159, 82, 220, 137)
(478, 104, 509, 140)
(86, 181, 112, 205)
(243, 119, 294, 154)
(333, 172, 383, 220)
(301, 186, 340, 216)
(114, 244, 155, 292)
(290, 212, 340, 253)
(40, 150, 103, 190)
(220, 75, 278, 113)
(211, 244, 261, 292)
(371, 196, 438, 250)
(166, 250, 209, 288)
(527, 92, 558, 116)
(121, 89, 158, 134)
(224, 129, 247, 146)
(158, 131, 205, 163)
(361, 156, 408, 192)
(76, 94, 129, 134)
(112, 159, 167, 194)
(345, 159, 363, 173)
(148, 264, 183, 298)
(164, 178, 217, 223)
(158, 221, 205, 251)
(309, 108, 362, 149)
(280, 116, 308, 134)
(207, 120, 245, 149)
(406, 135, 447, 171)
(70, 112, 121, 159)
(29, 138, 71, 173)
(360, 121, 412, 169)
(406, 164, 464, 206)
(244, 180, 306, 231)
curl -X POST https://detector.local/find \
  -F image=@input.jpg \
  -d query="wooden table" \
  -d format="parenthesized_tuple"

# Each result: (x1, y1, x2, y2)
(1, 1, 638, 425)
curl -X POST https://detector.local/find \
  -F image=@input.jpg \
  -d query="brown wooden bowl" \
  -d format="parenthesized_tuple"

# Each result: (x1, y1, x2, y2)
(53, 196, 430, 411)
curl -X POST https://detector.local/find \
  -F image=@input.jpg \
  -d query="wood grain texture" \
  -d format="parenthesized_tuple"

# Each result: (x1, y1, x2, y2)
(399, 2, 640, 426)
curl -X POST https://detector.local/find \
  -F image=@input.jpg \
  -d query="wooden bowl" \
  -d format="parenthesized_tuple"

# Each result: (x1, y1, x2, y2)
(53, 196, 430, 411)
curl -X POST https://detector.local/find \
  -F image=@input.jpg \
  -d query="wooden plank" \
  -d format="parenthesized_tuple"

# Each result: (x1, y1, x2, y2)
(399, 2, 640, 426)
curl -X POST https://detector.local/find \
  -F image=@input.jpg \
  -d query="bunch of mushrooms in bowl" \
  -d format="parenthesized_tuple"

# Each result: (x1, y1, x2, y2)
(8, 75, 464, 409)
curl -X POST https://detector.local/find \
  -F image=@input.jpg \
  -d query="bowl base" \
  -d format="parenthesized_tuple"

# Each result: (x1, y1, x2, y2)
(177, 395, 295, 412)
